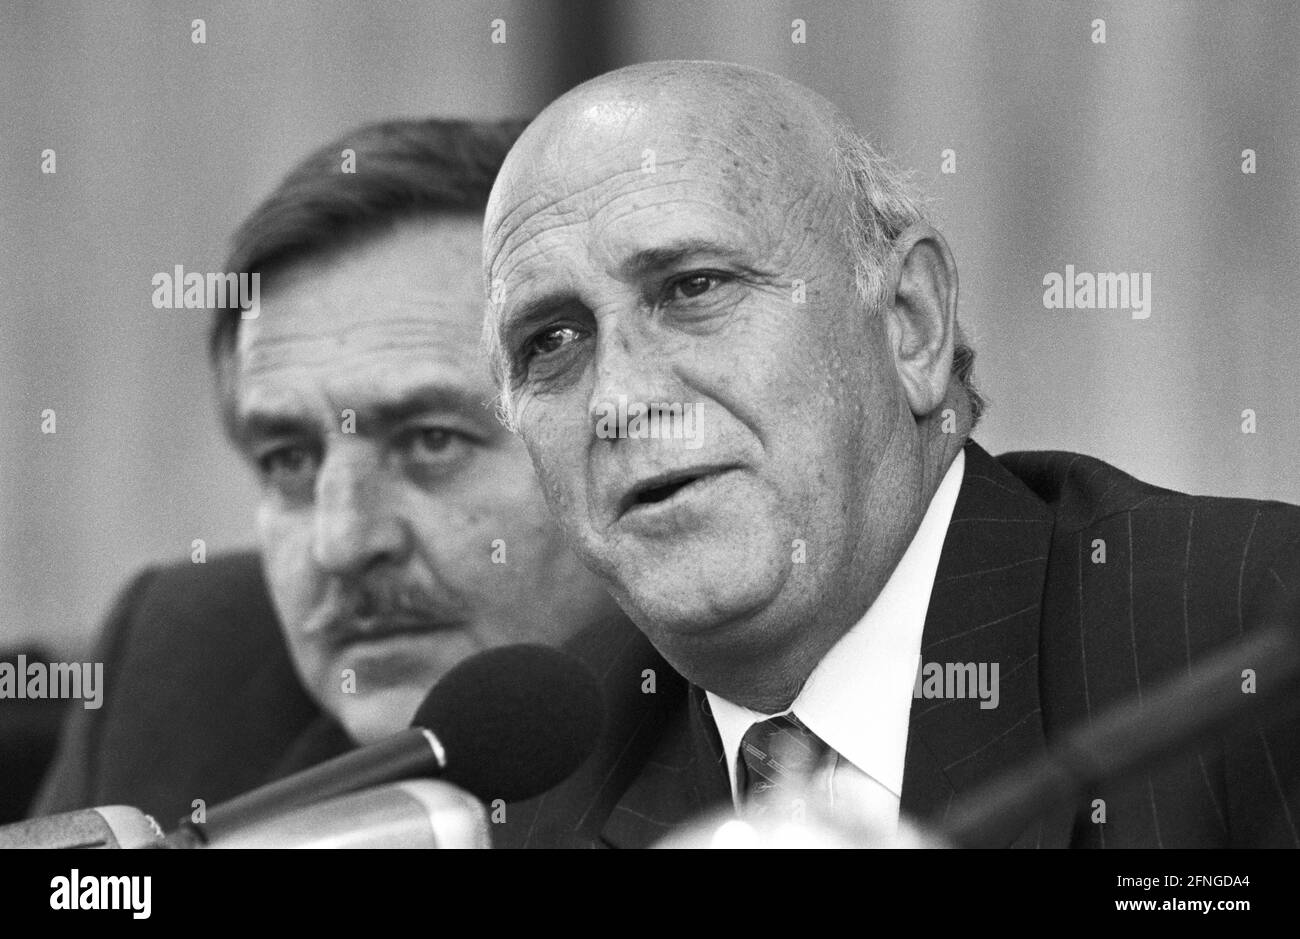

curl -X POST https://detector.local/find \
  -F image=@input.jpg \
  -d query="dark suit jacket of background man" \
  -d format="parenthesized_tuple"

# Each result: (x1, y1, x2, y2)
(32, 441, 1300, 847)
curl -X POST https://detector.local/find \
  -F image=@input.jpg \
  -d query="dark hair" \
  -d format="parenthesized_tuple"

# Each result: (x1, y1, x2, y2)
(209, 116, 528, 426)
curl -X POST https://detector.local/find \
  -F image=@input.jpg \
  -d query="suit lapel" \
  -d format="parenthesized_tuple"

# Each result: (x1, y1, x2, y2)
(599, 684, 731, 848)
(489, 618, 705, 848)
(597, 439, 1077, 848)
(901, 439, 1074, 847)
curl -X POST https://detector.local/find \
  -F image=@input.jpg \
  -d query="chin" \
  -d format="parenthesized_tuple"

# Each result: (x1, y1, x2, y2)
(616, 534, 790, 649)
(329, 685, 429, 746)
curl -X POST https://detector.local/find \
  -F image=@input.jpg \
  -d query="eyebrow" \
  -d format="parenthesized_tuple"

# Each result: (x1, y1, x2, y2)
(499, 236, 756, 337)
(233, 384, 496, 445)
(616, 238, 754, 279)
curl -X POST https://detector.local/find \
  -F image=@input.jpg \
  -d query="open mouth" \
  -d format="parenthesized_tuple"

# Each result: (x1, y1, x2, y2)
(621, 466, 736, 516)
(635, 475, 698, 504)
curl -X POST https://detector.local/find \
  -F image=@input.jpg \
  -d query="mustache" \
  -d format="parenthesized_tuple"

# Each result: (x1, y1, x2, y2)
(301, 575, 469, 643)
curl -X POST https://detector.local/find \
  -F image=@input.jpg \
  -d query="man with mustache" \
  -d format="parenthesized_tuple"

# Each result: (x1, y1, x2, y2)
(481, 61, 1300, 847)
(32, 119, 668, 843)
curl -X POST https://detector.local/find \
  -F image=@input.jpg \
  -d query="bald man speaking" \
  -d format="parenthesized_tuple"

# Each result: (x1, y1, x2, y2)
(481, 61, 1300, 848)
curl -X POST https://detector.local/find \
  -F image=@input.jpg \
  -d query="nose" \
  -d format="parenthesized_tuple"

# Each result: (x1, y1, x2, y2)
(586, 319, 673, 438)
(310, 443, 413, 576)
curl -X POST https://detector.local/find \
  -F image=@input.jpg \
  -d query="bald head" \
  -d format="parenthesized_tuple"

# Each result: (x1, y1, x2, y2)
(486, 61, 855, 327)
(483, 62, 979, 417)
(490, 60, 852, 215)
(480, 61, 973, 709)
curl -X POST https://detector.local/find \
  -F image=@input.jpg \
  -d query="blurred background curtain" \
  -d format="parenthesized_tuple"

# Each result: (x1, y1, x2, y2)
(2, 0, 1297, 656)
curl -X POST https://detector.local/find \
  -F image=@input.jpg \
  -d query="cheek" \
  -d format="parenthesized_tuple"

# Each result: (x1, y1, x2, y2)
(494, 502, 575, 583)
(521, 419, 587, 511)
(465, 496, 610, 641)
(407, 452, 556, 576)
(254, 503, 331, 690)
(255, 503, 316, 613)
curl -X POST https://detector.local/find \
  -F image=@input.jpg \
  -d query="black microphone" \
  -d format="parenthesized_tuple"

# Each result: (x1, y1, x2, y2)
(167, 643, 603, 847)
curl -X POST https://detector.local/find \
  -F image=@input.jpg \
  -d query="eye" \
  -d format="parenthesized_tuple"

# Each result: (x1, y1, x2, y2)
(406, 426, 455, 456)
(256, 445, 319, 494)
(665, 271, 730, 302)
(398, 425, 475, 469)
(524, 325, 585, 359)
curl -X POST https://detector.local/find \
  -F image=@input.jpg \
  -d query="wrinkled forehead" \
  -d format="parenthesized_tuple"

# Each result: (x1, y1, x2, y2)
(235, 218, 492, 403)
(485, 99, 837, 283)
(233, 294, 496, 432)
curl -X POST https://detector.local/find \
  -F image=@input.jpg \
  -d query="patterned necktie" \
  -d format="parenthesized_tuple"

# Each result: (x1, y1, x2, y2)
(738, 713, 830, 815)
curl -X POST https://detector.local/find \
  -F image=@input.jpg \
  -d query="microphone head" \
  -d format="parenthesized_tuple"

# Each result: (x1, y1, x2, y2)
(412, 643, 604, 803)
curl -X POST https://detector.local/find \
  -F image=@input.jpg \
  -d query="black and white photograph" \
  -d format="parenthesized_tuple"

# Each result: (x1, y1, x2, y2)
(1, 0, 1296, 920)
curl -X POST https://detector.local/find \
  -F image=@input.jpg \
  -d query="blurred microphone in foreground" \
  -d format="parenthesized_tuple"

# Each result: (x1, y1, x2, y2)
(6, 644, 602, 848)
(0, 787, 487, 849)
(0, 806, 163, 849)
(166, 644, 603, 847)
(207, 781, 489, 849)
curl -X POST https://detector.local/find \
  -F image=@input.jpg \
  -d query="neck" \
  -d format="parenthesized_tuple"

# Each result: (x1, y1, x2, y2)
(701, 412, 967, 713)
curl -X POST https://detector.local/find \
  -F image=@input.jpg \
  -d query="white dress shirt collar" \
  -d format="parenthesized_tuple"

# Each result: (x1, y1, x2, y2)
(707, 448, 966, 808)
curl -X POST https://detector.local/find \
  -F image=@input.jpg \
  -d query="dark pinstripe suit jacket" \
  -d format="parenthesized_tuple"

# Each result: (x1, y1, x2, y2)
(499, 439, 1300, 848)
(32, 440, 1300, 848)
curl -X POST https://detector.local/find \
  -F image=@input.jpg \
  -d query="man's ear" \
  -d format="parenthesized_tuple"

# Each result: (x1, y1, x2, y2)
(881, 224, 959, 418)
